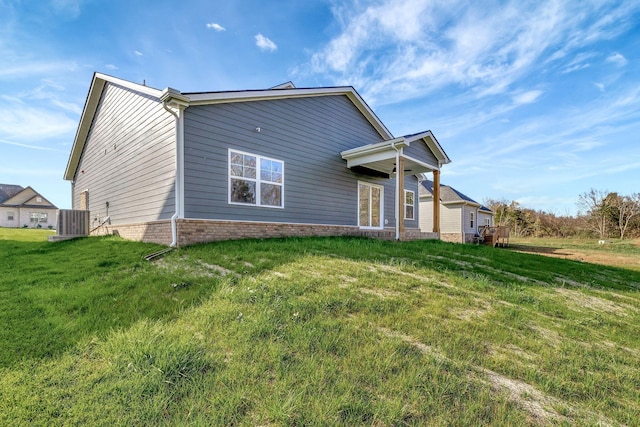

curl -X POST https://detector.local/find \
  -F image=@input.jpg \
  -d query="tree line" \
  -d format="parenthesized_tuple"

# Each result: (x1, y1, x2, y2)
(484, 189, 640, 239)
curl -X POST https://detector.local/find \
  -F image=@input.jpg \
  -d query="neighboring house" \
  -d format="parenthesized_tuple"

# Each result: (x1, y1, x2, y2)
(0, 184, 58, 229)
(419, 180, 494, 243)
(63, 73, 451, 246)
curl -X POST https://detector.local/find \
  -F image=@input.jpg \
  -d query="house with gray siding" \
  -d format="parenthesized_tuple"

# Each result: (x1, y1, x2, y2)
(64, 73, 451, 246)
(419, 180, 494, 243)
(0, 184, 58, 229)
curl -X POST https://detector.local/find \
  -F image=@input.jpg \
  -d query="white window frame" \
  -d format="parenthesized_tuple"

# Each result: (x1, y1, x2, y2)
(358, 181, 384, 230)
(485, 217, 490, 226)
(404, 189, 415, 220)
(30, 212, 47, 223)
(470, 211, 475, 228)
(228, 148, 284, 209)
(7, 212, 14, 221)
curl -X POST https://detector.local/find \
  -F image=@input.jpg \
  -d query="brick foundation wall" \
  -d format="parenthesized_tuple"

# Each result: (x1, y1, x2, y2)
(94, 220, 173, 245)
(440, 232, 463, 244)
(94, 218, 441, 247)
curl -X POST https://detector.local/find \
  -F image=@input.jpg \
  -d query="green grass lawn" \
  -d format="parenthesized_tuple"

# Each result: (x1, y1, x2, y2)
(1, 229, 640, 425)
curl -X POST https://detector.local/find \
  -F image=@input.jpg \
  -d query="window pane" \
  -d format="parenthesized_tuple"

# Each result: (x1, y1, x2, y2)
(406, 206, 414, 220)
(371, 187, 381, 227)
(244, 155, 256, 168)
(272, 172, 282, 184)
(244, 166, 256, 179)
(359, 184, 370, 227)
(261, 183, 282, 206)
(230, 164, 243, 177)
(230, 179, 256, 204)
(230, 151, 242, 165)
(405, 191, 414, 205)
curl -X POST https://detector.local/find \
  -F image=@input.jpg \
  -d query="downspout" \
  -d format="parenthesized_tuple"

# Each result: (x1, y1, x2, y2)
(392, 142, 400, 241)
(162, 103, 180, 247)
(161, 88, 189, 247)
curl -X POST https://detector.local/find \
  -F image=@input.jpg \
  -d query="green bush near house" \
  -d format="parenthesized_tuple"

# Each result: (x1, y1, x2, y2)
(1, 229, 639, 425)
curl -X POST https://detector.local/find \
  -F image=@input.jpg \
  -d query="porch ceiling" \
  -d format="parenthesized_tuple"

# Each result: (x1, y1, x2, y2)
(340, 138, 438, 175)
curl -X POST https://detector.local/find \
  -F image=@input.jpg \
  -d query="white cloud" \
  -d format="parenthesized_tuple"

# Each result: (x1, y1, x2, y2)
(606, 52, 628, 67)
(0, 60, 77, 79)
(513, 90, 543, 105)
(0, 138, 65, 152)
(307, 0, 640, 106)
(594, 82, 605, 92)
(105, 64, 118, 70)
(134, 50, 143, 56)
(255, 34, 277, 52)
(206, 22, 225, 32)
(0, 106, 77, 141)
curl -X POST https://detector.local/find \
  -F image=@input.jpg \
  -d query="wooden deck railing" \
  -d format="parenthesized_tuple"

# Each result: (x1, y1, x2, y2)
(480, 226, 510, 247)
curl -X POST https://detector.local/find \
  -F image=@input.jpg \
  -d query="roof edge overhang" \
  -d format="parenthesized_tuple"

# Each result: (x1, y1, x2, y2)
(64, 73, 164, 181)
(64, 77, 396, 181)
(185, 86, 394, 140)
(341, 137, 440, 175)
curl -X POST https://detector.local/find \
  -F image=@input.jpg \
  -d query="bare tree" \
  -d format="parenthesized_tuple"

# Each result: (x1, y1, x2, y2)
(577, 189, 611, 238)
(615, 193, 640, 239)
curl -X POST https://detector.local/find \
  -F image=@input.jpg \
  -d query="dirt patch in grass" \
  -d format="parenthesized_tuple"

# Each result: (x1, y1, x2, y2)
(531, 326, 562, 347)
(378, 327, 568, 424)
(510, 241, 640, 271)
(377, 327, 448, 363)
(154, 256, 235, 277)
(358, 288, 404, 299)
(481, 367, 568, 424)
(554, 288, 636, 316)
(451, 298, 492, 321)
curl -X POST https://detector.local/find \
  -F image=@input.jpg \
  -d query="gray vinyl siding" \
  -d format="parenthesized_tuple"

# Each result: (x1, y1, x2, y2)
(183, 95, 408, 227)
(479, 211, 493, 227)
(403, 139, 439, 167)
(403, 177, 419, 228)
(72, 83, 176, 224)
(462, 205, 477, 234)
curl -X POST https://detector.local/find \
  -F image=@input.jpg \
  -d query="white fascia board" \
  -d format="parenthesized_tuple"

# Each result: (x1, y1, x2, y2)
(341, 137, 406, 159)
(64, 73, 164, 181)
(95, 72, 163, 98)
(344, 151, 396, 169)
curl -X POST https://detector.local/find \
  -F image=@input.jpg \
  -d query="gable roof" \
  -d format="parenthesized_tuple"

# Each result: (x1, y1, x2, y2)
(420, 180, 492, 213)
(404, 130, 451, 166)
(0, 185, 57, 209)
(65, 72, 397, 181)
(0, 184, 24, 203)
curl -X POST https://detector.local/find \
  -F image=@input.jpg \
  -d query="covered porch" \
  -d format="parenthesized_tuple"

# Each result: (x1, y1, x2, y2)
(341, 131, 450, 240)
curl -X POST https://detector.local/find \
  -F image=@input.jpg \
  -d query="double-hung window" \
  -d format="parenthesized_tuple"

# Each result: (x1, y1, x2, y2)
(404, 190, 415, 220)
(470, 212, 475, 228)
(229, 149, 284, 208)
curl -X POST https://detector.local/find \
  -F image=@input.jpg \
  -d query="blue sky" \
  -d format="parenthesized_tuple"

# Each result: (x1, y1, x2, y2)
(1, 0, 639, 216)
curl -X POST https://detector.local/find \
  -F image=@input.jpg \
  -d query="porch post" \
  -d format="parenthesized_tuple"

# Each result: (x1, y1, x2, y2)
(397, 155, 405, 240)
(433, 169, 440, 234)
